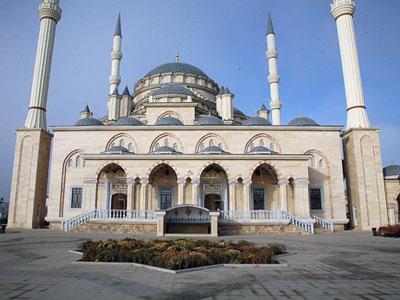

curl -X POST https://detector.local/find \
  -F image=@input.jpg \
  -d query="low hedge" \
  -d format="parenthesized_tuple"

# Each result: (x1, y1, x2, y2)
(79, 239, 286, 270)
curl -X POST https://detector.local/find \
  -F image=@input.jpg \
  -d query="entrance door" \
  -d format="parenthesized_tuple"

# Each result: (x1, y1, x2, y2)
(204, 194, 223, 211)
(111, 193, 127, 210)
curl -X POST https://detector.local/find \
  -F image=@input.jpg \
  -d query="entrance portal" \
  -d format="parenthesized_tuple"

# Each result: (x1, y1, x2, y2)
(111, 193, 127, 210)
(204, 194, 223, 211)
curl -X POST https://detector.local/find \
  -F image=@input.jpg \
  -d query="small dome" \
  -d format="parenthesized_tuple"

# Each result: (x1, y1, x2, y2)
(248, 146, 278, 155)
(75, 118, 103, 126)
(150, 85, 195, 97)
(198, 145, 229, 155)
(114, 117, 143, 126)
(104, 146, 131, 154)
(242, 116, 271, 126)
(155, 116, 183, 126)
(288, 117, 319, 126)
(234, 107, 246, 117)
(383, 165, 400, 177)
(196, 116, 225, 126)
(151, 146, 181, 155)
(145, 62, 208, 78)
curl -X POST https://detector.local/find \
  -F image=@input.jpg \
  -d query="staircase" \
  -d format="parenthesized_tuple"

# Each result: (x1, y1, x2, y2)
(313, 215, 334, 232)
(280, 210, 315, 234)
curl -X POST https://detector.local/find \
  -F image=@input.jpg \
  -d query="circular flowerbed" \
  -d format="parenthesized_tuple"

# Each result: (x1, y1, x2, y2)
(79, 239, 286, 270)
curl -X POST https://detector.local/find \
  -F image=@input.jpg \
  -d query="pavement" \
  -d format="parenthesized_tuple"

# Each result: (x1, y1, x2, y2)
(0, 229, 399, 299)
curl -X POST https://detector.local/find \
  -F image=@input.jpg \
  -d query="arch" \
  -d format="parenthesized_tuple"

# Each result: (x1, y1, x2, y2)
(196, 161, 230, 179)
(247, 161, 281, 180)
(146, 160, 180, 180)
(149, 133, 184, 153)
(199, 163, 228, 211)
(105, 133, 137, 153)
(59, 149, 83, 217)
(95, 161, 130, 180)
(195, 133, 229, 153)
(244, 133, 281, 154)
(157, 111, 183, 122)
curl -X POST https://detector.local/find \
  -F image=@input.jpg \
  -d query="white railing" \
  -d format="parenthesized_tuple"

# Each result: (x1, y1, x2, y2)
(313, 215, 334, 232)
(61, 209, 155, 231)
(281, 210, 315, 234)
(219, 210, 285, 222)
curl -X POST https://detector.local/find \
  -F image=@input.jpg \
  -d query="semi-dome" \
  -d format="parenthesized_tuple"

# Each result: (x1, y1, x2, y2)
(104, 146, 131, 154)
(196, 116, 225, 126)
(242, 116, 271, 126)
(145, 62, 208, 78)
(288, 117, 319, 126)
(75, 118, 103, 126)
(198, 145, 229, 155)
(248, 146, 278, 155)
(383, 165, 400, 177)
(151, 146, 181, 155)
(151, 85, 195, 97)
(114, 117, 143, 126)
(155, 116, 183, 126)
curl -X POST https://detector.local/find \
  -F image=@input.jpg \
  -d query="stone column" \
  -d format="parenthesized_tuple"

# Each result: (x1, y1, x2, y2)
(209, 211, 220, 237)
(191, 179, 200, 206)
(177, 178, 186, 205)
(278, 179, 289, 212)
(155, 211, 166, 237)
(294, 179, 310, 218)
(126, 179, 134, 210)
(139, 179, 148, 211)
(228, 179, 237, 211)
(243, 180, 252, 211)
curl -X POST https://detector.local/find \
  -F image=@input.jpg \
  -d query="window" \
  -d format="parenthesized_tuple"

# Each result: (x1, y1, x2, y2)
(70, 187, 83, 208)
(67, 159, 72, 167)
(253, 188, 265, 210)
(159, 187, 173, 209)
(270, 143, 275, 151)
(128, 143, 133, 152)
(119, 139, 125, 147)
(310, 188, 322, 210)
(319, 159, 324, 168)
(75, 156, 81, 167)
(310, 157, 316, 168)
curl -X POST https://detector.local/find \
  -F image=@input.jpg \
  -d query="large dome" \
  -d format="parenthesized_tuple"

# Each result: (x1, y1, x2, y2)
(145, 62, 208, 78)
(383, 165, 400, 177)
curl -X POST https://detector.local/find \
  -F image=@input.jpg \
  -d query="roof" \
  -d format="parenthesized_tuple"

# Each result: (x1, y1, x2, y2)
(198, 145, 229, 155)
(248, 146, 277, 155)
(196, 116, 225, 126)
(234, 107, 246, 117)
(267, 12, 275, 35)
(145, 62, 208, 78)
(114, 117, 143, 126)
(122, 86, 130, 96)
(114, 13, 121, 36)
(155, 116, 183, 126)
(75, 118, 103, 126)
(242, 116, 271, 126)
(383, 165, 400, 177)
(104, 146, 130, 154)
(151, 146, 181, 155)
(288, 117, 319, 126)
(81, 105, 90, 113)
(151, 85, 195, 97)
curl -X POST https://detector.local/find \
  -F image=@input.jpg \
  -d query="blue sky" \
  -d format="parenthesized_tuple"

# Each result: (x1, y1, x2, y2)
(0, 0, 399, 200)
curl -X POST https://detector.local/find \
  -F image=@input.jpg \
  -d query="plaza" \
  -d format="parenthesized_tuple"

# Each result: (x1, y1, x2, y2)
(0, 230, 399, 299)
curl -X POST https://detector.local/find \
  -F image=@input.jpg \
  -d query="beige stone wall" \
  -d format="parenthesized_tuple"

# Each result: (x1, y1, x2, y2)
(8, 129, 52, 229)
(343, 129, 389, 230)
(70, 221, 157, 235)
(219, 224, 310, 236)
(384, 178, 400, 224)
(46, 125, 347, 224)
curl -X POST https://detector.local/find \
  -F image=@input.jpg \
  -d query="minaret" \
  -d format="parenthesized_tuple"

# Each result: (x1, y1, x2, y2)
(24, 0, 62, 129)
(266, 12, 282, 126)
(109, 14, 122, 94)
(331, 0, 370, 129)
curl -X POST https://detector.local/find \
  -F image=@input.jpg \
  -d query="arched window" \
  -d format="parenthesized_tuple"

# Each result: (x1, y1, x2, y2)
(319, 159, 324, 168)
(310, 156, 316, 168)
(164, 139, 169, 147)
(155, 143, 160, 150)
(200, 144, 205, 151)
(209, 139, 214, 147)
(128, 143, 133, 152)
(270, 143, 275, 151)
(250, 143, 255, 150)
(119, 139, 125, 147)
(173, 143, 178, 151)
(76, 156, 81, 167)
(218, 143, 223, 150)
(260, 139, 265, 147)
(67, 159, 72, 167)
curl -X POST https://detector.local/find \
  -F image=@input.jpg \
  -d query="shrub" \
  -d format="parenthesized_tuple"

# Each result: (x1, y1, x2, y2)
(79, 239, 285, 269)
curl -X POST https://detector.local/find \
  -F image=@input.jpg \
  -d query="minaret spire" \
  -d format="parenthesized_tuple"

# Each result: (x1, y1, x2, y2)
(331, 0, 370, 129)
(24, 0, 62, 129)
(266, 12, 282, 125)
(109, 13, 122, 94)
(175, 50, 180, 62)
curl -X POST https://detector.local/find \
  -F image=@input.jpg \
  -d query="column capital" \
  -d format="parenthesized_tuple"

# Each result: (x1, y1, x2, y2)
(331, 0, 355, 20)
(39, 1, 62, 22)
(278, 179, 289, 186)
(294, 178, 309, 186)
(83, 178, 97, 185)
(140, 178, 149, 185)
(228, 178, 237, 185)
(126, 178, 135, 185)
(192, 178, 201, 185)
(243, 180, 252, 186)
(177, 178, 186, 185)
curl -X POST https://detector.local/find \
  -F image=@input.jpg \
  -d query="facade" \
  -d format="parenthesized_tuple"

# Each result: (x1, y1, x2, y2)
(7, 0, 397, 235)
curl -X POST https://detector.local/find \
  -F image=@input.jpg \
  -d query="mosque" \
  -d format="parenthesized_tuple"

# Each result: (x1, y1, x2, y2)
(7, 0, 399, 236)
